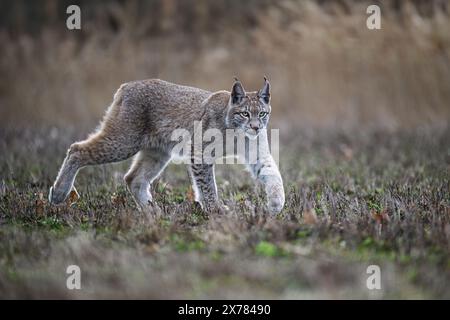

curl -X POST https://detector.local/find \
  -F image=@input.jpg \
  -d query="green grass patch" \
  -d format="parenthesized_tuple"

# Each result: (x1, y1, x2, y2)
(255, 241, 287, 258)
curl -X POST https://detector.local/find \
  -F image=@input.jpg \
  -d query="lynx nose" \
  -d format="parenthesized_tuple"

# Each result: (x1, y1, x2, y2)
(250, 121, 260, 132)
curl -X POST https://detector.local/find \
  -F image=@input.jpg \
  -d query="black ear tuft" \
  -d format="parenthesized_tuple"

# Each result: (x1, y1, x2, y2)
(259, 76, 270, 104)
(231, 78, 246, 105)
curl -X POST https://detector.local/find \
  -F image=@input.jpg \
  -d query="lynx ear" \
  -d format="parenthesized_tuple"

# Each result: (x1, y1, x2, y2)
(231, 78, 246, 105)
(258, 76, 270, 104)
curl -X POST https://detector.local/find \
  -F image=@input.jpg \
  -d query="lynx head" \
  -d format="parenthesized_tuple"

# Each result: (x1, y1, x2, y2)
(226, 77, 271, 139)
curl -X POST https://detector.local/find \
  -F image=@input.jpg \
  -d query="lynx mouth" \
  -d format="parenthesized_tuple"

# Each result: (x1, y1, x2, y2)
(245, 129, 260, 140)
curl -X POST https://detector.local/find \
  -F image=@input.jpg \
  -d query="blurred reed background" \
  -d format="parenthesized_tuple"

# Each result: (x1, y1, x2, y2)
(0, 1, 450, 299)
(0, 0, 449, 132)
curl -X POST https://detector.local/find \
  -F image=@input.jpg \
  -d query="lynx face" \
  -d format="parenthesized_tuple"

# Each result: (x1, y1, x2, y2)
(226, 78, 271, 139)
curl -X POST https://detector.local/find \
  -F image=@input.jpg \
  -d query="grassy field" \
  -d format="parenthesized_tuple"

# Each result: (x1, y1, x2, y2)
(0, 125, 448, 298)
(1, 0, 450, 299)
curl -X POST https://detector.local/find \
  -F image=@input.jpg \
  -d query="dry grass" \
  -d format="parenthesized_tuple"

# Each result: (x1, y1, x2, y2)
(0, 126, 449, 298)
(1, 0, 449, 130)
(0, 0, 449, 299)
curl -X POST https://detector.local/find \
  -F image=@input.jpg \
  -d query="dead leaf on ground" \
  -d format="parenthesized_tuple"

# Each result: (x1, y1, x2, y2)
(371, 209, 390, 224)
(111, 192, 126, 207)
(35, 192, 45, 216)
(186, 186, 195, 202)
(303, 208, 318, 225)
(66, 188, 80, 206)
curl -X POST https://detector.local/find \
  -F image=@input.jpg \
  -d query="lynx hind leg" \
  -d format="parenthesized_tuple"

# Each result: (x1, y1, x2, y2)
(124, 149, 171, 212)
(49, 131, 141, 204)
(49, 88, 142, 204)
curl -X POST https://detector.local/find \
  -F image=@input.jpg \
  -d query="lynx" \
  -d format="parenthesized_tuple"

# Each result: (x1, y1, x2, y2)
(49, 78, 285, 214)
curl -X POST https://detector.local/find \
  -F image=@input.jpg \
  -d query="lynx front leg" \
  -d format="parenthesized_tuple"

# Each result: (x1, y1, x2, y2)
(188, 163, 219, 212)
(124, 149, 171, 212)
(245, 132, 285, 215)
(248, 158, 285, 214)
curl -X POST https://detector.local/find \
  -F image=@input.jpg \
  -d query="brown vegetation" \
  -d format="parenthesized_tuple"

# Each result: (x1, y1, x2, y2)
(0, 0, 449, 299)
(1, 0, 449, 130)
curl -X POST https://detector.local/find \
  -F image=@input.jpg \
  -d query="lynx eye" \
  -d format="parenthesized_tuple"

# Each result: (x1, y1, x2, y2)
(240, 111, 250, 118)
(259, 111, 268, 118)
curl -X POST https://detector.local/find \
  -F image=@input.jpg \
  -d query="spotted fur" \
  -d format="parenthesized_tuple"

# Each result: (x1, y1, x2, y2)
(49, 78, 285, 214)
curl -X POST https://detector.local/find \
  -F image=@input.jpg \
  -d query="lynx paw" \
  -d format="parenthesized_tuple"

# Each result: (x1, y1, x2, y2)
(266, 184, 285, 215)
(140, 200, 162, 217)
(216, 204, 231, 215)
(49, 186, 79, 205)
(49, 186, 68, 205)
(268, 197, 284, 215)
(196, 201, 229, 215)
